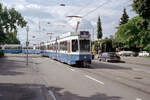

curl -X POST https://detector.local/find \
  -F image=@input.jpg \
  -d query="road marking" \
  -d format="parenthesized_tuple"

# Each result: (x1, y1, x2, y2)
(85, 75, 104, 85)
(49, 90, 57, 100)
(68, 68, 75, 72)
(70, 68, 75, 72)
(136, 98, 142, 100)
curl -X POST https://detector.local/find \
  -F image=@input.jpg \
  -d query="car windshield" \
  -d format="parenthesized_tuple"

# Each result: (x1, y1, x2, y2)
(79, 40, 90, 52)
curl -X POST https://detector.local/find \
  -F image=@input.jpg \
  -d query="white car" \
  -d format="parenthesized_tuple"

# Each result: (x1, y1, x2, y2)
(139, 51, 150, 56)
(117, 51, 137, 56)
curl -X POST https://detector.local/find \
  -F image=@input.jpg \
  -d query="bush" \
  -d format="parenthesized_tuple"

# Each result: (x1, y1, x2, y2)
(0, 49, 4, 57)
(144, 44, 150, 52)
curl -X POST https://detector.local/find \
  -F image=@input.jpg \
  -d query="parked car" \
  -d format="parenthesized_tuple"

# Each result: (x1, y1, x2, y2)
(98, 52, 121, 62)
(117, 51, 137, 56)
(139, 51, 150, 56)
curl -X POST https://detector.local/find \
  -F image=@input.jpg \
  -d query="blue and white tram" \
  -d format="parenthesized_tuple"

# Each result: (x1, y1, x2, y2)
(33, 45, 41, 54)
(2, 44, 22, 53)
(42, 31, 92, 66)
(41, 39, 57, 58)
(22, 45, 41, 54)
(57, 31, 92, 65)
(22, 46, 34, 54)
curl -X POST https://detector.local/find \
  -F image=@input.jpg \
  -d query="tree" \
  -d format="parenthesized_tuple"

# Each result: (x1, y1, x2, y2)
(0, 3, 27, 44)
(100, 38, 113, 52)
(116, 16, 141, 50)
(132, 0, 150, 51)
(97, 16, 103, 40)
(132, 0, 150, 28)
(92, 41, 99, 53)
(116, 16, 150, 51)
(132, 0, 150, 20)
(119, 8, 129, 25)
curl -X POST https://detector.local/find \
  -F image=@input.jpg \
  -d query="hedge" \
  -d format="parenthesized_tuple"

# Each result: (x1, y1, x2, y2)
(0, 49, 4, 57)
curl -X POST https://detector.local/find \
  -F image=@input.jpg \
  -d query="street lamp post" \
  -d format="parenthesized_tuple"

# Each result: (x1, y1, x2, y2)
(92, 26, 94, 41)
(26, 26, 29, 66)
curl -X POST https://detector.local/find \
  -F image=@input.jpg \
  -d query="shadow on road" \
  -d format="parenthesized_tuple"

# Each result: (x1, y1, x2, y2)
(0, 83, 48, 100)
(89, 61, 132, 70)
(0, 56, 27, 76)
(0, 54, 41, 76)
(48, 86, 122, 100)
(73, 61, 131, 70)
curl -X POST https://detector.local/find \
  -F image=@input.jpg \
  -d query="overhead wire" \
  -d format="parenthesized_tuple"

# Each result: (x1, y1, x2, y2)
(82, 0, 112, 18)
(73, 0, 94, 16)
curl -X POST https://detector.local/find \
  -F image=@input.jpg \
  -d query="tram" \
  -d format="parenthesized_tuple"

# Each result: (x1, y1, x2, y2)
(2, 44, 22, 53)
(42, 31, 92, 66)
(22, 45, 41, 54)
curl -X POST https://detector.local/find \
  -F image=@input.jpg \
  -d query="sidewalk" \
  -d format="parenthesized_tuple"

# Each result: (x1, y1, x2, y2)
(94, 54, 150, 67)
(0, 54, 50, 100)
(121, 56, 150, 67)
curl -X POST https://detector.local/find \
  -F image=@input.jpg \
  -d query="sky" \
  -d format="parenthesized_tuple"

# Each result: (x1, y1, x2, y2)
(0, 0, 136, 45)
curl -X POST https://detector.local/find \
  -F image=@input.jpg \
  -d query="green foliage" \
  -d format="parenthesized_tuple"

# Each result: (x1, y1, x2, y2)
(132, 0, 150, 20)
(116, 16, 150, 51)
(116, 16, 142, 49)
(132, 0, 150, 29)
(92, 41, 99, 53)
(93, 38, 123, 52)
(120, 8, 129, 25)
(0, 49, 4, 57)
(97, 16, 103, 40)
(114, 0, 150, 51)
(0, 3, 27, 44)
(100, 38, 114, 52)
(111, 39, 124, 50)
(144, 44, 150, 52)
(131, 0, 150, 51)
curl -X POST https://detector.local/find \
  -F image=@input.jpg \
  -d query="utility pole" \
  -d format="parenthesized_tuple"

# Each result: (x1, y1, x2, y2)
(93, 28, 94, 41)
(26, 26, 29, 66)
(47, 33, 52, 40)
(91, 26, 94, 41)
(75, 21, 80, 33)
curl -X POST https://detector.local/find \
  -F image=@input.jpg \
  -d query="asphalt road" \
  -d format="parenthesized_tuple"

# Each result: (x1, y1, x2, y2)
(1, 54, 150, 100)
(30, 54, 150, 100)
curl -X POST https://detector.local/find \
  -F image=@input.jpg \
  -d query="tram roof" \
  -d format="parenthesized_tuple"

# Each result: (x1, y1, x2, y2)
(58, 32, 79, 39)
(3, 44, 22, 47)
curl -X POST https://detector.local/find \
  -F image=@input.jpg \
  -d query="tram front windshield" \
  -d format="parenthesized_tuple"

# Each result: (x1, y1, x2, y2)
(80, 40, 90, 52)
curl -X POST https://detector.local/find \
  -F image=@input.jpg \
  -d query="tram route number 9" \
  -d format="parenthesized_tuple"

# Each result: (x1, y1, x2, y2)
(80, 31, 90, 38)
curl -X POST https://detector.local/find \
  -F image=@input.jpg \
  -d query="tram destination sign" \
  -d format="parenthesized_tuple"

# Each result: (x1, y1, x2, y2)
(80, 31, 90, 38)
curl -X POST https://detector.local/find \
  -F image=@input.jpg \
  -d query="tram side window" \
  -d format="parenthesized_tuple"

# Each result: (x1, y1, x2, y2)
(72, 40, 78, 52)
(60, 41, 67, 51)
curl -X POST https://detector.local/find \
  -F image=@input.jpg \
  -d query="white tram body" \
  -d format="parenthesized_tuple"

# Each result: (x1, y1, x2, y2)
(2, 44, 22, 53)
(42, 31, 92, 65)
(22, 45, 41, 54)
